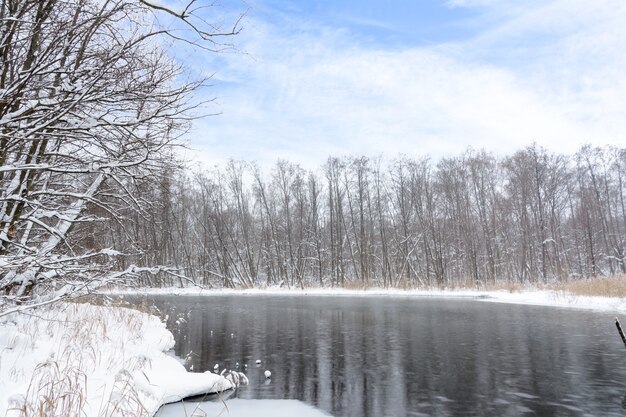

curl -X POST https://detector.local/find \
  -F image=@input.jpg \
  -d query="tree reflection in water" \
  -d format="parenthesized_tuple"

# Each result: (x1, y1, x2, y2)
(142, 295, 626, 417)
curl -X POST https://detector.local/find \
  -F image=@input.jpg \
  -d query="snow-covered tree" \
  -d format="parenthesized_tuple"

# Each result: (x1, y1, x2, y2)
(0, 0, 240, 311)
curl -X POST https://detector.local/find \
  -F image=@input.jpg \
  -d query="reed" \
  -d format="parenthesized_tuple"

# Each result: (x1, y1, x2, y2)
(554, 275, 626, 298)
(2, 303, 159, 417)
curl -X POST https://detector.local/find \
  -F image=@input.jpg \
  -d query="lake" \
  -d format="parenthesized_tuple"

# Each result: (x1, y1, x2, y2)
(141, 294, 626, 417)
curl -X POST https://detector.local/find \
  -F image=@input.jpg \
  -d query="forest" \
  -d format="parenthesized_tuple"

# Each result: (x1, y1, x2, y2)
(96, 145, 626, 289)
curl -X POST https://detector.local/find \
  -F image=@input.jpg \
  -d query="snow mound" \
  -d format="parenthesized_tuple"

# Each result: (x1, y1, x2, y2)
(0, 302, 235, 417)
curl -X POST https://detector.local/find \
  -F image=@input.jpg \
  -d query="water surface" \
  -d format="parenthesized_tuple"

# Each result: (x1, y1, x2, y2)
(142, 295, 626, 416)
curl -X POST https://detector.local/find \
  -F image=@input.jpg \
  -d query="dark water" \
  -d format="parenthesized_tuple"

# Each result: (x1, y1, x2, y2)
(140, 295, 626, 417)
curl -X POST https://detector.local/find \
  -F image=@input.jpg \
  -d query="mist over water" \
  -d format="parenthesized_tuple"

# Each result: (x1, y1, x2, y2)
(145, 295, 626, 417)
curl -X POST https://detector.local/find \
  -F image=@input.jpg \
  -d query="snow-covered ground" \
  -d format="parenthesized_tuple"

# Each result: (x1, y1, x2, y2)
(109, 286, 626, 313)
(0, 302, 237, 417)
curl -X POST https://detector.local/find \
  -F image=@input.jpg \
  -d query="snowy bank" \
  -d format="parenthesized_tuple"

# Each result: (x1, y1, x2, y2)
(0, 302, 235, 417)
(158, 399, 332, 417)
(106, 286, 626, 313)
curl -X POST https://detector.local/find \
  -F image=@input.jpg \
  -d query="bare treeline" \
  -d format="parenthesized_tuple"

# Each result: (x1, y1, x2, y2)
(103, 144, 626, 288)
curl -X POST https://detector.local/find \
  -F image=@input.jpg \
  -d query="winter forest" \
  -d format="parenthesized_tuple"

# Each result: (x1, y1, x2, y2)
(1, 0, 626, 309)
(101, 146, 626, 289)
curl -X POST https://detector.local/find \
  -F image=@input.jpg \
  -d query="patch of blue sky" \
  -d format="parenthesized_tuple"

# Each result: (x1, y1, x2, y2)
(255, 0, 487, 47)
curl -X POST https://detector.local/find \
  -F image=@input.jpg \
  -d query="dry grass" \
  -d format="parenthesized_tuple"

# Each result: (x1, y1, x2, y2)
(5, 305, 94, 417)
(18, 360, 87, 417)
(554, 275, 626, 298)
(343, 275, 626, 297)
(76, 294, 160, 316)
(471, 281, 527, 293)
(99, 370, 149, 417)
(325, 277, 529, 292)
(342, 280, 373, 290)
(431, 274, 626, 297)
(2, 302, 159, 417)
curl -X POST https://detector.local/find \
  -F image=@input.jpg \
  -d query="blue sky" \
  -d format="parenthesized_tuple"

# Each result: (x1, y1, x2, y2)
(254, 0, 484, 46)
(174, 0, 626, 169)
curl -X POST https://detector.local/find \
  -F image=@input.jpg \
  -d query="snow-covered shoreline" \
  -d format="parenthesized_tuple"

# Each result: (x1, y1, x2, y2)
(2, 287, 623, 417)
(0, 302, 235, 417)
(106, 286, 626, 314)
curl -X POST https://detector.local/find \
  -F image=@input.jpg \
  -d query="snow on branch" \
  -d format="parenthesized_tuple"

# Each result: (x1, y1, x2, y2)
(0, 0, 240, 306)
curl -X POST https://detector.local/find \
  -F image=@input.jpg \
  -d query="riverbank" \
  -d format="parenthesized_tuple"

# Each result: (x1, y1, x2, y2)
(0, 302, 234, 417)
(3, 282, 625, 416)
(105, 283, 626, 313)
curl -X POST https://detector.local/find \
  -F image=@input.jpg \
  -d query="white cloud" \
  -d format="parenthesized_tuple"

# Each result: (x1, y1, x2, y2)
(187, 0, 626, 169)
